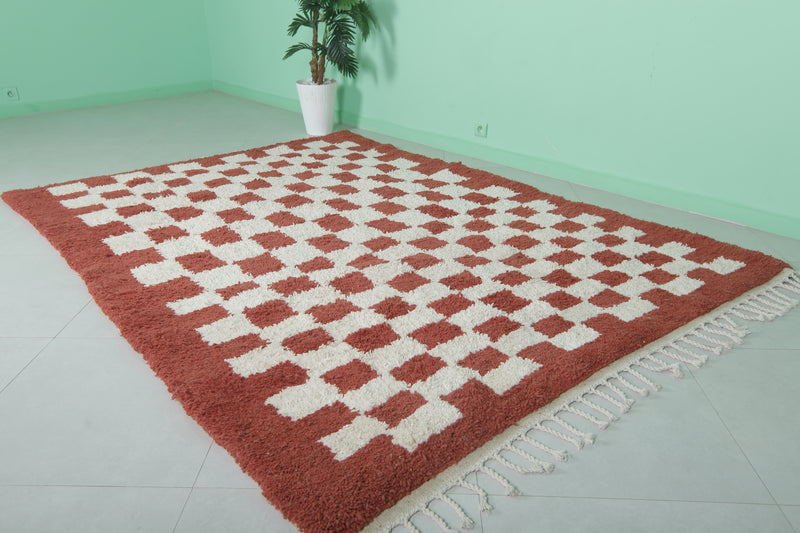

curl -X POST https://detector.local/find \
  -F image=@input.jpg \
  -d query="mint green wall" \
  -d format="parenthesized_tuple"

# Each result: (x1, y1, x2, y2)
(0, 0, 211, 118)
(206, 0, 800, 239)
(2, 1, 797, 238)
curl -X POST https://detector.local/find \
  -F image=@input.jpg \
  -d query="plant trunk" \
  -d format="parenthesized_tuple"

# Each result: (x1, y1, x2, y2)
(309, 8, 326, 85)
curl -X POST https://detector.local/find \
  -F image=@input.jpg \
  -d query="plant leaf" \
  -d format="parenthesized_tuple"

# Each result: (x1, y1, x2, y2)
(287, 13, 313, 36)
(283, 42, 313, 60)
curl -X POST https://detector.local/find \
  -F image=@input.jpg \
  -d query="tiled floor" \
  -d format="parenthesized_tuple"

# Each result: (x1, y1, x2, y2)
(1, 91, 798, 533)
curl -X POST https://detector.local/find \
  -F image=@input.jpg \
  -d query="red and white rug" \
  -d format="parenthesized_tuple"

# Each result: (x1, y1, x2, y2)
(3, 131, 798, 532)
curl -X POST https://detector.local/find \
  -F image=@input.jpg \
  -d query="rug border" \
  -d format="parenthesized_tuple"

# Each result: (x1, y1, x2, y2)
(365, 267, 800, 532)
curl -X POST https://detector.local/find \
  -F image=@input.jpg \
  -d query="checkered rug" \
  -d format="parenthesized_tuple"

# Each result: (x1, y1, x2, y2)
(3, 131, 798, 532)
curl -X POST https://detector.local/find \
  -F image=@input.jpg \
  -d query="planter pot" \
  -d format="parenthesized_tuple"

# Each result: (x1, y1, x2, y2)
(296, 78, 337, 136)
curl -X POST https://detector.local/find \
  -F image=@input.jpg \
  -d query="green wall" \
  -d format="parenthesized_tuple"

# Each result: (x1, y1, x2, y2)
(2, 0, 798, 238)
(206, 0, 800, 239)
(0, 0, 211, 118)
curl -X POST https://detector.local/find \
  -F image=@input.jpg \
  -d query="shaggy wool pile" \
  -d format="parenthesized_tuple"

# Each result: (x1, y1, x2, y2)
(3, 131, 797, 532)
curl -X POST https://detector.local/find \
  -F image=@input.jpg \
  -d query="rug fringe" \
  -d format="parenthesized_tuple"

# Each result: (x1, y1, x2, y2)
(375, 269, 799, 533)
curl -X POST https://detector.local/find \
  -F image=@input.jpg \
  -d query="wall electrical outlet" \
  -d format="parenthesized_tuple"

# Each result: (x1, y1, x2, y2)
(474, 123, 488, 138)
(3, 87, 20, 102)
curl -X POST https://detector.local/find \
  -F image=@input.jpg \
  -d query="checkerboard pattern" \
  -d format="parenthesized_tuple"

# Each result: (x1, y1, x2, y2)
(45, 135, 747, 461)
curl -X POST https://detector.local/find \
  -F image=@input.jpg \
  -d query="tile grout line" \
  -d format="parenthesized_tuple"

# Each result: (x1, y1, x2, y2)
(688, 363, 793, 528)
(171, 442, 214, 533)
(0, 299, 92, 395)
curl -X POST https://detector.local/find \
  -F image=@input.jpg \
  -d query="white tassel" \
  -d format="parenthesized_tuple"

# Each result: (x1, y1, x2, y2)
(566, 402, 613, 427)
(421, 507, 458, 533)
(458, 476, 492, 512)
(534, 421, 584, 450)
(637, 354, 682, 377)
(590, 388, 629, 414)
(441, 494, 475, 530)
(479, 464, 520, 496)
(518, 432, 569, 462)
(626, 368, 661, 392)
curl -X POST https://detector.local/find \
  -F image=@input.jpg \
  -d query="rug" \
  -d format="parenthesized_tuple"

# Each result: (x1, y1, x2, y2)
(3, 131, 798, 532)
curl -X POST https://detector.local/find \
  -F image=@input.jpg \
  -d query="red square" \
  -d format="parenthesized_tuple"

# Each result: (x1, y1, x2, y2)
(270, 275, 318, 296)
(541, 290, 582, 310)
(589, 289, 630, 308)
(308, 234, 350, 253)
(409, 236, 447, 250)
(429, 294, 473, 317)
(176, 251, 226, 273)
(391, 353, 447, 385)
(363, 236, 399, 252)
(244, 300, 296, 328)
(201, 227, 242, 246)
(457, 235, 493, 253)
(265, 211, 305, 227)
(388, 272, 430, 293)
(473, 316, 522, 342)
(323, 360, 378, 393)
(331, 272, 374, 295)
(372, 297, 415, 319)
(543, 269, 581, 288)
(367, 218, 410, 234)
(410, 321, 464, 349)
(348, 254, 388, 270)
(547, 250, 583, 265)
(345, 323, 401, 352)
(252, 231, 296, 250)
(439, 271, 481, 291)
(533, 315, 574, 338)
(481, 290, 531, 313)
(420, 221, 452, 235)
(402, 253, 441, 270)
(283, 328, 334, 354)
(464, 219, 496, 233)
(493, 271, 531, 287)
(367, 391, 426, 428)
(309, 299, 360, 324)
(418, 204, 458, 219)
(217, 208, 255, 223)
(314, 214, 354, 232)
(459, 347, 508, 376)
(276, 194, 312, 208)
(297, 256, 334, 273)
(371, 201, 407, 215)
(371, 185, 405, 199)
(593, 250, 628, 267)
(504, 235, 540, 250)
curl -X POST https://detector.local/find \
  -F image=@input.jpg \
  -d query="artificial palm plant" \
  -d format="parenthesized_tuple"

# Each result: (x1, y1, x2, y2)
(283, 0, 376, 85)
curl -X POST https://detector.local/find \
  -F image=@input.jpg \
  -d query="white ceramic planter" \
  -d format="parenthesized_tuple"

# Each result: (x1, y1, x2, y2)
(296, 78, 337, 136)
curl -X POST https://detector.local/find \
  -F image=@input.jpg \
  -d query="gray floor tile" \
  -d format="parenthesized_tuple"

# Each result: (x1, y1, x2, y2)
(782, 505, 800, 532)
(57, 301, 123, 339)
(194, 444, 260, 490)
(0, 254, 91, 337)
(0, 337, 211, 487)
(174, 488, 299, 533)
(480, 496, 794, 533)
(750, 228, 800, 266)
(692, 348, 800, 505)
(0, 92, 308, 191)
(0, 338, 50, 391)
(740, 305, 800, 351)
(486, 372, 773, 504)
(0, 485, 189, 533)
